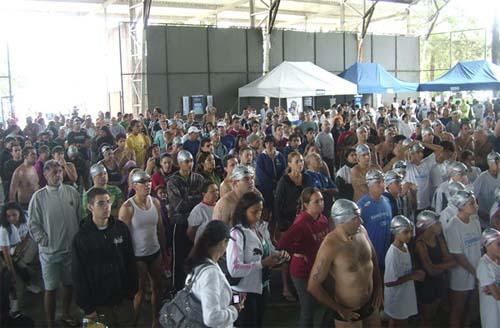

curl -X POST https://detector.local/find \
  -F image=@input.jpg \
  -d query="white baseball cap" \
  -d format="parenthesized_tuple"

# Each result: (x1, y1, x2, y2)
(187, 126, 201, 134)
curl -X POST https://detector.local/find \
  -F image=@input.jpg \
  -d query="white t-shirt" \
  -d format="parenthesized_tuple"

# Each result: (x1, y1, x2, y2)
(473, 171, 500, 216)
(188, 202, 215, 242)
(429, 163, 448, 199)
(477, 254, 500, 328)
(16, 223, 29, 240)
(440, 205, 458, 232)
(405, 154, 436, 210)
(490, 202, 499, 222)
(0, 224, 21, 248)
(336, 165, 352, 184)
(446, 215, 482, 291)
(384, 244, 418, 320)
(398, 121, 414, 138)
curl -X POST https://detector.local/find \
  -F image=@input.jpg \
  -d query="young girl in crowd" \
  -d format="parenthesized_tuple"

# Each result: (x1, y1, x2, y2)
(226, 192, 289, 327)
(445, 190, 482, 327)
(196, 152, 221, 186)
(414, 210, 456, 326)
(384, 215, 425, 328)
(335, 148, 356, 200)
(0, 203, 41, 317)
(278, 187, 331, 327)
(151, 153, 173, 191)
(187, 181, 219, 242)
(477, 228, 500, 328)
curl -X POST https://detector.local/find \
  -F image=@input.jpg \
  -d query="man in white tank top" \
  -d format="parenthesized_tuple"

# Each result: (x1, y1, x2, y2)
(119, 170, 166, 328)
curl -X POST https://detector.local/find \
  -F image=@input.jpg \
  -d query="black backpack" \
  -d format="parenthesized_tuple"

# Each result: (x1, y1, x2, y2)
(218, 225, 246, 286)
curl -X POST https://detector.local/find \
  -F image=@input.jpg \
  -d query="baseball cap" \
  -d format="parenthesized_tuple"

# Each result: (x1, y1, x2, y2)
(188, 126, 201, 134)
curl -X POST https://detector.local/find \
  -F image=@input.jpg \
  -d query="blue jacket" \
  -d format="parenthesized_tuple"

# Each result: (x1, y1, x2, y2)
(183, 139, 200, 159)
(256, 151, 286, 196)
(221, 135, 235, 151)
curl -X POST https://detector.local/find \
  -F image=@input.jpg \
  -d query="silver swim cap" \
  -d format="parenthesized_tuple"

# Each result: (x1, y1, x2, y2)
(449, 190, 475, 209)
(416, 210, 439, 232)
(360, 115, 372, 123)
(366, 169, 384, 187)
(356, 126, 368, 135)
(331, 199, 361, 224)
(409, 142, 425, 153)
(401, 138, 412, 148)
(447, 161, 468, 177)
(355, 144, 371, 155)
(448, 181, 466, 198)
(384, 170, 403, 186)
(390, 215, 414, 235)
(487, 152, 500, 163)
(131, 170, 151, 184)
(482, 228, 500, 248)
(67, 145, 79, 158)
(392, 160, 407, 176)
(231, 165, 255, 181)
(421, 127, 434, 137)
(177, 150, 193, 163)
(384, 128, 395, 137)
(90, 163, 107, 178)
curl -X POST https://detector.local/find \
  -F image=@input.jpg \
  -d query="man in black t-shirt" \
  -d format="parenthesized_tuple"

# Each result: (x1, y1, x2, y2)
(67, 118, 90, 161)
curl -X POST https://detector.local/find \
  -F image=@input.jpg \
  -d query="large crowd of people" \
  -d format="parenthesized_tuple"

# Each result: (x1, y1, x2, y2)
(0, 96, 500, 327)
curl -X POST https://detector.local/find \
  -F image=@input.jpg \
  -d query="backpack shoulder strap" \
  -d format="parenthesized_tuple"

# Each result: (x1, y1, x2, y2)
(185, 262, 214, 292)
(231, 225, 246, 248)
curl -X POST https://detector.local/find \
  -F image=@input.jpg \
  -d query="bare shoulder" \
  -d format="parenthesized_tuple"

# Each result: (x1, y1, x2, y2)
(121, 200, 133, 211)
(351, 165, 361, 175)
(319, 231, 340, 258)
(151, 197, 161, 208)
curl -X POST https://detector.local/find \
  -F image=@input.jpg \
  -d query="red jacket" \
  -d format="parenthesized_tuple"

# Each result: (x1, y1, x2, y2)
(278, 211, 331, 279)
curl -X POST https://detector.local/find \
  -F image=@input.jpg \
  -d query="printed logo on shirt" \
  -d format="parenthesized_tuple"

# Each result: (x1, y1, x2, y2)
(113, 236, 123, 246)
(370, 212, 391, 224)
(312, 230, 329, 242)
(363, 201, 371, 208)
(463, 235, 480, 249)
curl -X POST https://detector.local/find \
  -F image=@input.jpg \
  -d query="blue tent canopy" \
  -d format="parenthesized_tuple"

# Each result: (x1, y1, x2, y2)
(339, 62, 418, 94)
(418, 60, 500, 92)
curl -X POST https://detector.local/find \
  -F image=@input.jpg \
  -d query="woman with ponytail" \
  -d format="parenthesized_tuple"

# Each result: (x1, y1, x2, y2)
(274, 151, 312, 301)
(278, 187, 331, 327)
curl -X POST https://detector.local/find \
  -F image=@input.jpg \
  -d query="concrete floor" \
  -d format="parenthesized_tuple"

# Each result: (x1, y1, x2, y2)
(19, 265, 301, 327)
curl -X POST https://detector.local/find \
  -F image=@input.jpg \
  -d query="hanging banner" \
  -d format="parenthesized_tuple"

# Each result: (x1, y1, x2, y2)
(286, 97, 302, 123)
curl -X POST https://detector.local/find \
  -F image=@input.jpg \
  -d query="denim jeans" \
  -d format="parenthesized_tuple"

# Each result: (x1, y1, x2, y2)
(291, 276, 317, 328)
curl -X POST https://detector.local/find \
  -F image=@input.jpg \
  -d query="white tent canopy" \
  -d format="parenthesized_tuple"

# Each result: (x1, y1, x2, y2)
(238, 61, 358, 98)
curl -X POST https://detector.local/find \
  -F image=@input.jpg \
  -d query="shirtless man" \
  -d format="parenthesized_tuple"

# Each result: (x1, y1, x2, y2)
(51, 146, 78, 184)
(308, 199, 383, 327)
(9, 146, 39, 210)
(351, 144, 382, 202)
(375, 128, 395, 167)
(213, 164, 259, 226)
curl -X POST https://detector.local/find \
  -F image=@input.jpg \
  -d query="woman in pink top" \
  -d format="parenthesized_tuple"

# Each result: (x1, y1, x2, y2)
(278, 187, 332, 327)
